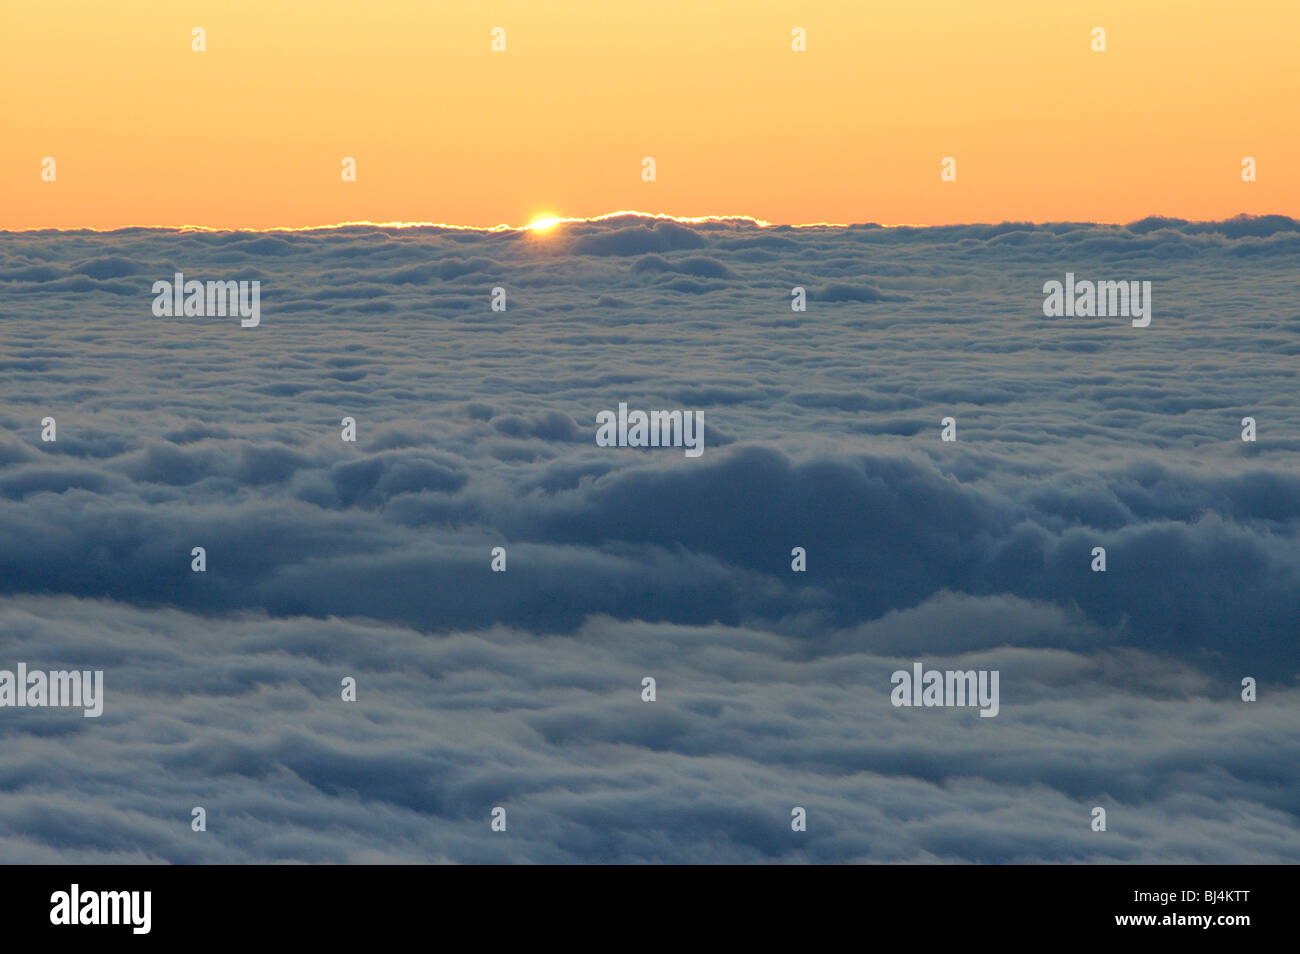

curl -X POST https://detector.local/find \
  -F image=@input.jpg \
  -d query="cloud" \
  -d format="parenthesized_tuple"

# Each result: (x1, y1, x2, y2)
(807, 282, 899, 302)
(0, 596, 1295, 863)
(0, 217, 1297, 861)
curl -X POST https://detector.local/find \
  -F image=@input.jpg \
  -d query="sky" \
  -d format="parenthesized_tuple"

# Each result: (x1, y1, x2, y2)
(4, 0, 1299, 229)
(2, 0, 1297, 866)
(1, 217, 1298, 861)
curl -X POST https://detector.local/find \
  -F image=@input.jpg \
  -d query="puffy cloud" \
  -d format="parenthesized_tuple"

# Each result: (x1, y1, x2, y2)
(0, 216, 1296, 861)
(0, 597, 1295, 863)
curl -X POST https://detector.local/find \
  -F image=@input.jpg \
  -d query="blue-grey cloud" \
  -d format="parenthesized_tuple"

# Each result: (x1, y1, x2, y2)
(0, 216, 1297, 862)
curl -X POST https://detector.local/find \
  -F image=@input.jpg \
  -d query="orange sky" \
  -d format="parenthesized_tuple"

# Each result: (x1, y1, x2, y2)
(4, 0, 1297, 229)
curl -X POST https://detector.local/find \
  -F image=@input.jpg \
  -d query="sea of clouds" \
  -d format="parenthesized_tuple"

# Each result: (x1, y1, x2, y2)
(0, 214, 1297, 862)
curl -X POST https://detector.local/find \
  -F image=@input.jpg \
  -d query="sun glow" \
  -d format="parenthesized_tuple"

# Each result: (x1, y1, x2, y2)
(0, 210, 886, 235)
(526, 214, 565, 233)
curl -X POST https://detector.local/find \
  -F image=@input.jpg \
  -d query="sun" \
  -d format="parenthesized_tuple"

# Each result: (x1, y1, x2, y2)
(526, 213, 563, 233)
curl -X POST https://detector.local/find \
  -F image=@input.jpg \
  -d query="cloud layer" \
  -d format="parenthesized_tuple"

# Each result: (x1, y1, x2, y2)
(1, 216, 1297, 862)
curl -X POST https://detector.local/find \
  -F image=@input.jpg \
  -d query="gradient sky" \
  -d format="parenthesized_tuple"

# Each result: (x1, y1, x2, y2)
(5, 0, 1298, 228)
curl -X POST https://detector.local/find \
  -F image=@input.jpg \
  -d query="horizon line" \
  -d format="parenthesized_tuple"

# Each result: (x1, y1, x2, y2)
(2, 209, 1294, 235)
